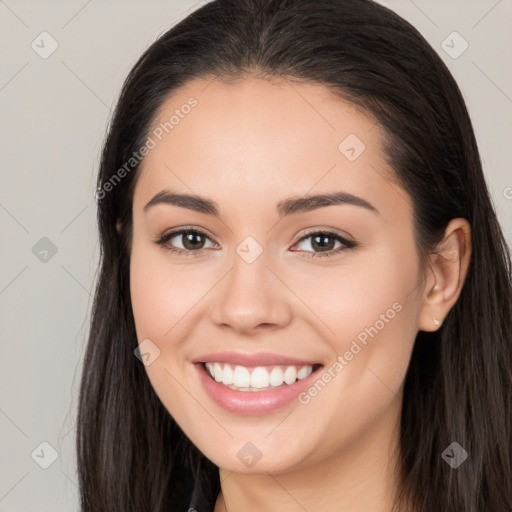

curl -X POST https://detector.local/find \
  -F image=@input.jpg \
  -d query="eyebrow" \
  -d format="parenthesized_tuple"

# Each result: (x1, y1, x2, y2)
(143, 189, 379, 217)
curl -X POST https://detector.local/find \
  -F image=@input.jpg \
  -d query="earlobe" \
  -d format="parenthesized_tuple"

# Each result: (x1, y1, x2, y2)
(418, 218, 472, 332)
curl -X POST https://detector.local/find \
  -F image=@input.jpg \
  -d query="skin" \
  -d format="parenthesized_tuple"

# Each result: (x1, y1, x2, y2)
(128, 76, 471, 512)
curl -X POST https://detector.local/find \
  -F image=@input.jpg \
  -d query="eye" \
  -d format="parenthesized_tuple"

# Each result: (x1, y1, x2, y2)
(154, 228, 218, 256)
(153, 227, 357, 259)
(291, 230, 357, 259)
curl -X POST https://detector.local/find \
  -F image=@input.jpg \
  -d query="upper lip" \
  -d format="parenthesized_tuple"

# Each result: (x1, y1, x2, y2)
(193, 351, 322, 367)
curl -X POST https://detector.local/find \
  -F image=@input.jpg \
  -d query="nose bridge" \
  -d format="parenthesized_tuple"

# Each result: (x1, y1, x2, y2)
(210, 236, 292, 332)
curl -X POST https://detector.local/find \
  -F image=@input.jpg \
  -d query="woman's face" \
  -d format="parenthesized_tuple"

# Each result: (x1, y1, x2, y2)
(129, 76, 428, 474)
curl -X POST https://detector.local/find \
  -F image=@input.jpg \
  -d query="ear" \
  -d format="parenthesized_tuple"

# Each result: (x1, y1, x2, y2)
(116, 219, 122, 235)
(418, 218, 472, 332)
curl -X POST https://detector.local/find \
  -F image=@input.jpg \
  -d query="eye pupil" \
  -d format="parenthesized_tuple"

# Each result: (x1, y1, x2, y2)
(183, 232, 204, 250)
(312, 235, 335, 251)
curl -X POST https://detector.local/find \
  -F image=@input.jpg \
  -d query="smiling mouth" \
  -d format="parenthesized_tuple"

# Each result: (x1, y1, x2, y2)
(201, 362, 324, 392)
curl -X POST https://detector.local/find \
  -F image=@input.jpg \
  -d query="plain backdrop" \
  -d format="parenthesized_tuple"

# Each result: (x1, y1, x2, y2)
(0, 0, 511, 510)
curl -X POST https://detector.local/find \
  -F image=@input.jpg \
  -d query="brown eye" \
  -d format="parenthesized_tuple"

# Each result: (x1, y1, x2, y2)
(180, 231, 207, 250)
(310, 234, 337, 252)
(155, 228, 217, 255)
(292, 231, 357, 259)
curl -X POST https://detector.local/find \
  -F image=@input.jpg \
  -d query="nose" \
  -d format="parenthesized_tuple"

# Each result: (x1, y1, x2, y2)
(208, 249, 293, 335)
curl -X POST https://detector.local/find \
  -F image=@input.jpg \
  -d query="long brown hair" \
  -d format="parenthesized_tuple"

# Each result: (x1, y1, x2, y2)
(76, 0, 512, 510)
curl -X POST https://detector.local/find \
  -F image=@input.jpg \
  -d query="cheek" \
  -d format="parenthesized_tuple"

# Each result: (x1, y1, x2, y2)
(129, 242, 201, 418)
(298, 247, 421, 388)
(315, 244, 421, 397)
(130, 241, 203, 342)
(284, 247, 421, 456)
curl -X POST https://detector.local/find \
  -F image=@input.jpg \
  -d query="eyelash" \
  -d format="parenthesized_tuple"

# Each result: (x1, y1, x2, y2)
(153, 226, 357, 259)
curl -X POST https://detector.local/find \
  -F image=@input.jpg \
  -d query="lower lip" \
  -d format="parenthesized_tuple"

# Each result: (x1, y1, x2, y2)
(195, 362, 323, 415)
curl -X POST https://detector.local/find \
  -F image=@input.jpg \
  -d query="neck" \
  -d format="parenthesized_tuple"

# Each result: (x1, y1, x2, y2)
(214, 395, 408, 512)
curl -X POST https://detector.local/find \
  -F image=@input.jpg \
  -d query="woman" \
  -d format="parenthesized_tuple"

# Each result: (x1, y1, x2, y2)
(76, 0, 512, 510)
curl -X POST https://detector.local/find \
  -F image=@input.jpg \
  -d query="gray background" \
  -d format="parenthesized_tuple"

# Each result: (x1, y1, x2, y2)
(0, 0, 511, 510)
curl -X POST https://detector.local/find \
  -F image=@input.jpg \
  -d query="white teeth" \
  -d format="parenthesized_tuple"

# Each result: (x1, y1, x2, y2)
(233, 366, 251, 387)
(283, 366, 297, 385)
(250, 367, 270, 388)
(213, 362, 223, 382)
(221, 364, 234, 385)
(204, 363, 314, 391)
(269, 367, 284, 387)
(297, 366, 310, 379)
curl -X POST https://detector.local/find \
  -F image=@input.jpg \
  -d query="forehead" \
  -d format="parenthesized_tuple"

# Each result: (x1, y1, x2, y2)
(133, 76, 398, 215)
